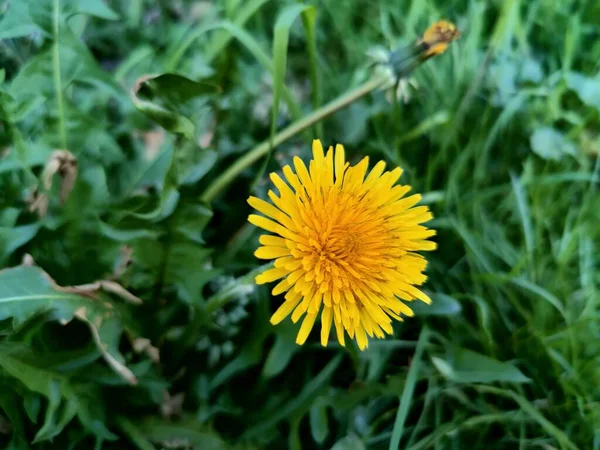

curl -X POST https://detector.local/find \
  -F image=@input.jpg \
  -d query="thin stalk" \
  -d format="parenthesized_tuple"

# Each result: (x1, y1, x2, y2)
(53, 0, 67, 149)
(201, 73, 388, 202)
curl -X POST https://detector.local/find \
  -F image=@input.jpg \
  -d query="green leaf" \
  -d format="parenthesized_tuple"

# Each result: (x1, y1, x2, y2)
(308, 399, 329, 444)
(431, 347, 531, 384)
(0, 224, 40, 263)
(114, 417, 156, 450)
(410, 293, 462, 316)
(181, 149, 218, 185)
(65, 0, 120, 20)
(136, 74, 218, 110)
(0, 346, 117, 443)
(530, 126, 576, 161)
(242, 354, 343, 439)
(0, 266, 112, 327)
(0, 385, 29, 448)
(204, 0, 271, 61)
(0, 0, 48, 39)
(98, 222, 161, 243)
(0, 143, 52, 175)
(565, 72, 600, 111)
(0, 0, 118, 39)
(262, 321, 298, 378)
(132, 73, 219, 139)
(135, 418, 229, 450)
(331, 434, 365, 450)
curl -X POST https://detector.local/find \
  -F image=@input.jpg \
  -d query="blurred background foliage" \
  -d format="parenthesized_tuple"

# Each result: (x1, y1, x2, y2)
(0, 0, 599, 449)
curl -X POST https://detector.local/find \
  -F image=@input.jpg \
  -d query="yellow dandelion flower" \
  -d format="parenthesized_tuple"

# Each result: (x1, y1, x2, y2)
(247, 140, 436, 350)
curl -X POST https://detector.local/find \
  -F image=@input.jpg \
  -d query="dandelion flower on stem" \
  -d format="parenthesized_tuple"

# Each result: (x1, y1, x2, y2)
(247, 140, 436, 350)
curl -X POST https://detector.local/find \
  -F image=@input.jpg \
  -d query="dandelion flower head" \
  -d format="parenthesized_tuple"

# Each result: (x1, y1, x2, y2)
(247, 140, 436, 350)
(419, 20, 460, 57)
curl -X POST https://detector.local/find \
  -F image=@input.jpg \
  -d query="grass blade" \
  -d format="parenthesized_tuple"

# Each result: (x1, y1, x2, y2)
(389, 327, 429, 450)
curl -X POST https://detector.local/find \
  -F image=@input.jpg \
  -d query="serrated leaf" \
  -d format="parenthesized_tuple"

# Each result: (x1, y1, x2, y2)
(530, 126, 576, 161)
(0, 265, 112, 327)
(0, 265, 136, 385)
(431, 347, 531, 383)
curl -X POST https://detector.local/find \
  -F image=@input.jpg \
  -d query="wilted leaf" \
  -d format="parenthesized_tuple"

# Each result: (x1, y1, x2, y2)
(160, 391, 185, 419)
(28, 150, 78, 218)
(0, 265, 137, 384)
(431, 347, 531, 383)
(530, 127, 576, 161)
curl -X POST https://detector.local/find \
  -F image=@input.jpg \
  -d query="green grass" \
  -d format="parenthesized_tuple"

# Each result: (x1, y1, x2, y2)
(0, 0, 599, 449)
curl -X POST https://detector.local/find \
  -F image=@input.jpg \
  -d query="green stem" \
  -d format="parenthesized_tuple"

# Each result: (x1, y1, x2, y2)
(53, 0, 67, 150)
(201, 73, 388, 202)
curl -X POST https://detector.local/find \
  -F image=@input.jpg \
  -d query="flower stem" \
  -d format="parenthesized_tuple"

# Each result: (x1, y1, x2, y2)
(201, 73, 389, 203)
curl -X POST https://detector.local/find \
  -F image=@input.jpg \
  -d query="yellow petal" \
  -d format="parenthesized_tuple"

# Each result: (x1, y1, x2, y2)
(259, 235, 287, 247)
(411, 240, 437, 251)
(324, 146, 334, 186)
(355, 326, 368, 350)
(320, 307, 333, 347)
(272, 279, 290, 296)
(270, 172, 295, 199)
(365, 160, 386, 184)
(312, 139, 324, 161)
(293, 156, 312, 190)
(292, 294, 312, 323)
(333, 305, 345, 346)
(296, 312, 317, 345)
(334, 144, 345, 183)
(248, 214, 280, 234)
(255, 267, 289, 284)
(283, 165, 303, 194)
(270, 292, 302, 325)
(248, 196, 283, 220)
(255, 246, 289, 259)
